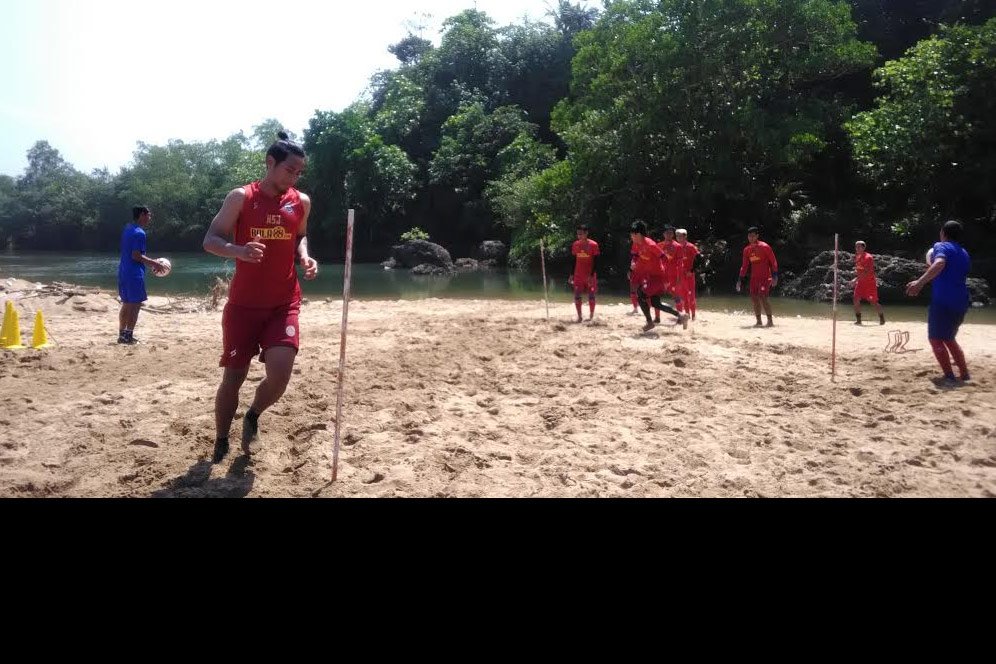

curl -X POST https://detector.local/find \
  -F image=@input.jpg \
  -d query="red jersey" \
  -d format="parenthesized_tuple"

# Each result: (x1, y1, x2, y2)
(632, 237, 666, 279)
(740, 241, 778, 281)
(572, 239, 600, 280)
(676, 242, 699, 275)
(658, 239, 680, 282)
(855, 252, 876, 286)
(228, 181, 305, 308)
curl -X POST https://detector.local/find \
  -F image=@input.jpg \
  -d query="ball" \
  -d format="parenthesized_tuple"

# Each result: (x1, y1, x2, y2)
(155, 258, 172, 278)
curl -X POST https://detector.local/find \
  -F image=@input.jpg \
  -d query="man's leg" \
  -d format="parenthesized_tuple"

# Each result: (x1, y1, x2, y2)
(588, 293, 596, 321)
(943, 339, 969, 381)
(213, 363, 250, 463)
(118, 304, 130, 341)
(129, 303, 142, 337)
(751, 294, 763, 326)
(243, 346, 298, 455)
(875, 301, 885, 324)
(574, 294, 584, 322)
(761, 295, 774, 326)
(853, 296, 862, 324)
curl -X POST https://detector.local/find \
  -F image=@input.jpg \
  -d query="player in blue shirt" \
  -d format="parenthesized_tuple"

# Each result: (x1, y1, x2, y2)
(906, 220, 972, 385)
(118, 206, 167, 344)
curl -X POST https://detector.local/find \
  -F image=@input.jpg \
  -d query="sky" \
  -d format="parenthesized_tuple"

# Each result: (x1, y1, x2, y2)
(0, 0, 595, 177)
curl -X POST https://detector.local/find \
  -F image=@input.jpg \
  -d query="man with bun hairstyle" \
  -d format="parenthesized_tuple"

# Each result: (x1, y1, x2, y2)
(203, 132, 319, 464)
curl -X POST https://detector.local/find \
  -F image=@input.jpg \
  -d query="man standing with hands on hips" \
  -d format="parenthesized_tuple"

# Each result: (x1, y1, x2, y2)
(202, 132, 319, 464)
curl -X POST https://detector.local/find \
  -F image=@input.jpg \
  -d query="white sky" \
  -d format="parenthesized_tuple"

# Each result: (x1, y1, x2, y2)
(0, 0, 596, 177)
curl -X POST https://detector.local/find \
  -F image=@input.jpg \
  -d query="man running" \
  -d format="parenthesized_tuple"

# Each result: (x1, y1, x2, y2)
(852, 241, 885, 325)
(675, 229, 701, 321)
(569, 224, 600, 323)
(655, 226, 680, 323)
(203, 132, 319, 463)
(630, 221, 688, 332)
(736, 226, 778, 327)
(117, 206, 168, 344)
(906, 220, 972, 386)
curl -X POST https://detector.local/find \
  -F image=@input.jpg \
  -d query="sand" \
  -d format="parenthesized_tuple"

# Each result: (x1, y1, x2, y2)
(1, 279, 994, 497)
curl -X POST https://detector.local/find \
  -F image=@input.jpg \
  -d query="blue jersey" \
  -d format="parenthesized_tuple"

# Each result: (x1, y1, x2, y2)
(119, 223, 147, 279)
(931, 241, 970, 310)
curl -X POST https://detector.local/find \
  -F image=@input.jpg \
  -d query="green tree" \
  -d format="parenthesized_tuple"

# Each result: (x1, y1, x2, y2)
(847, 18, 996, 236)
(500, 0, 876, 265)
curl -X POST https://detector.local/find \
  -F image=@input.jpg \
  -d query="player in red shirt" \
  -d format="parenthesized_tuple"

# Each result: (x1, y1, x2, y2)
(851, 241, 885, 325)
(630, 220, 688, 332)
(736, 226, 778, 327)
(202, 132, 319, 464)
(675, 229, 701, 321)
(655, 226, 680, 323)
(569, 224, 600, 322)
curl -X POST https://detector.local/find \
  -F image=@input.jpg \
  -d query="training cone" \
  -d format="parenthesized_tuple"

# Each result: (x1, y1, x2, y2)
(1, 301, 26, 350)
(32, 310, 51, 349)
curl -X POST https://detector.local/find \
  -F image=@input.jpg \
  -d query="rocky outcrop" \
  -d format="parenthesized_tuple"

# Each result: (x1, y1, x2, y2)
(391, 240, 453, 269)
(781, 251, 990, 305)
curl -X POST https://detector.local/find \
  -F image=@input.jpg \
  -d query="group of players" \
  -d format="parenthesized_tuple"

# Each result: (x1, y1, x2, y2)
(113, 132, 973, 467)
(570, 221, 814, 331)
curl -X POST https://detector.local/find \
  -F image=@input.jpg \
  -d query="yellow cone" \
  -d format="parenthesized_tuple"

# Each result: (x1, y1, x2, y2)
(1, 301, 26, 350)
(0, 302, 11, 346)
(32, 310, 51, 349)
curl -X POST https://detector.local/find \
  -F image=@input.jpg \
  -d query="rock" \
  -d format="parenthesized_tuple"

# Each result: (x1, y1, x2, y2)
(781, 251, 990, 306)
(381, 257, 398, 270)
(412, 263, 452, 276)
(391, 240, 453, 269)
(455, 258, 479, 271)
(479, 259, 499, 269)
(478, 240, 508, 265)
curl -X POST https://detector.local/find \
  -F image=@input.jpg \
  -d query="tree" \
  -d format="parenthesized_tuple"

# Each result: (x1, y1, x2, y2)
(847, 18, 996, 237)
(499, 0, 876, 265)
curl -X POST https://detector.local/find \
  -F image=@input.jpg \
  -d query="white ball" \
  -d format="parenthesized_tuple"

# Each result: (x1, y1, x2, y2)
(155, 258, 172, 278)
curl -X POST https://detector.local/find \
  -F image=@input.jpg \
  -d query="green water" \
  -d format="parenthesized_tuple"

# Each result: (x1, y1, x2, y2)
(1, 251, 993, 324)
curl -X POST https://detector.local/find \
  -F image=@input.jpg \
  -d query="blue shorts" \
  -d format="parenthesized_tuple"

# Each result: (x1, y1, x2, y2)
(118, 276, 147, 304)
(928, 303, 966, 341)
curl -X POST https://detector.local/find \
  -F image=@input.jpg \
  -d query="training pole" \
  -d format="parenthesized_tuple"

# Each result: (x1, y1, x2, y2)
(831, 233, 839, 381)
(331, 209, 355, 483)
(540, 238, 550, 319)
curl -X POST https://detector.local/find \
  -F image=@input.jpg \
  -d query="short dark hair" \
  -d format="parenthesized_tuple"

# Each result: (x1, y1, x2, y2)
(631, 220, 648, 236)
(942, 220, 963, 242)
(266, 131, 306, 165)
(132, 206, 150, 221)
(747, 226, 760, 235)
(577, 224, 590, 232)
(664, 225, 675, 233)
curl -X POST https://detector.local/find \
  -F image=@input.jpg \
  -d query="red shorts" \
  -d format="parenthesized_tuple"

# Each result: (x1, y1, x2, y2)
(749, 278, 772, 297)
(639, 274, 670, 298)
(854, 281, 878, 303)
(573, 274, 597, 298)
(220, 300, 301, 367)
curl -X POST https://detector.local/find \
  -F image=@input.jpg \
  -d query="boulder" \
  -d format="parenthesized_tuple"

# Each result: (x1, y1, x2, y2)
(391, 240, 453, 269)
(478, 240, 508, 265)
(781, 251, 990, 305)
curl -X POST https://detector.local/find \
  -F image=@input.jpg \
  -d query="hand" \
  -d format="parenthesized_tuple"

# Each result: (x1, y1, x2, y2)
(151, 259, 168, 275)
(568, 275, 574, 287)
(906, 280, 924, 297)
(588, 273, 597, 290)
(300, 255, 319, 280)
(771, 277, 778, 288)
(736, 281, 742, 293)
(240, 241, 266, 264)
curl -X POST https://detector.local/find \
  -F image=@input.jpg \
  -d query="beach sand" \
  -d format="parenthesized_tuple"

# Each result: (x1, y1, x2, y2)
(1, 279, 994, 497)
